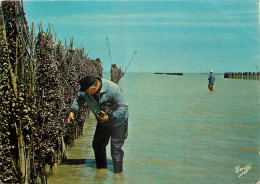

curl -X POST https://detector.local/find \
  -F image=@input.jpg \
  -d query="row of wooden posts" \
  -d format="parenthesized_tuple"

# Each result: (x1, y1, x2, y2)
(224, 72, 260, 80)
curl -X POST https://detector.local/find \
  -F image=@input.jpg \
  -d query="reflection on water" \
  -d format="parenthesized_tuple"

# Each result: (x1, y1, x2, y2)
(49, 74, 260, 184)
(64, 159, 95, 167)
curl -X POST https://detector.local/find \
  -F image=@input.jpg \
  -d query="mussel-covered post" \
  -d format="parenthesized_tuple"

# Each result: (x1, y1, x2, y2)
(0, 0, 103, 183)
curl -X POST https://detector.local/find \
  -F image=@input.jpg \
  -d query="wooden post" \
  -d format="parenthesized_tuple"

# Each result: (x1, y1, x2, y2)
(224, 72, 229, 78)
(235, 73, 238, 79)
(238, 72, 242, 79)
(111, 64, 123, 84)
(245, 72, 248, 80)
(0, 3, 3, 38)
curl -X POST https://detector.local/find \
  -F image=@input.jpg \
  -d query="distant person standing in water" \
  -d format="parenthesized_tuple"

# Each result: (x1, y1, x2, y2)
(208, 70, 215, 91)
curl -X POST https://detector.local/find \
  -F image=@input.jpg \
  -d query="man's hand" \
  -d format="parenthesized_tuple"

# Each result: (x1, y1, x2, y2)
(97, 111, 109, 123)
(68, 112, 75, 123)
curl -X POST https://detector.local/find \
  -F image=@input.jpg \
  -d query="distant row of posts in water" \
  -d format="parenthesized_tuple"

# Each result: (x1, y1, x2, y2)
(154, 73, 183, 76)
(154, 72, 259, 80)
(224, 72, 260, 80)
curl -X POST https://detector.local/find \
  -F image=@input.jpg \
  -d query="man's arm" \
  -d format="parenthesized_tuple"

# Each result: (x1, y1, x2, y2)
(112, 86, 129, 124)
(68, 92, 85, 123)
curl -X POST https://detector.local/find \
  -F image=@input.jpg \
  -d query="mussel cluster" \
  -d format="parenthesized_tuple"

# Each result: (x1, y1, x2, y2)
(0, 1, 103, 183)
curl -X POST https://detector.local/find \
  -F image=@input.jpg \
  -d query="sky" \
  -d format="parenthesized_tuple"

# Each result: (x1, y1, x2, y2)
(23, 0, 260, 73)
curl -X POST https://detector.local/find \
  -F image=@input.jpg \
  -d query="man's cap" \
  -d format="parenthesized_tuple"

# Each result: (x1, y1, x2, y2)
(79, 75, 97, 92)
(210, 70, 214, 73)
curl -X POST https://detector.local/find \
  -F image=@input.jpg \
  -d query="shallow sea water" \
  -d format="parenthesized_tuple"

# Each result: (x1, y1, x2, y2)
(48, 73, 260, 184)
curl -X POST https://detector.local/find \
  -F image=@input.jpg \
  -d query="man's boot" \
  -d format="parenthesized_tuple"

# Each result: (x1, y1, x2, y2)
(113, 161, 123, 173)
(94, 148, 107, 168)
(95, 151, 107, 169)
(96, 159, 107, 169)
